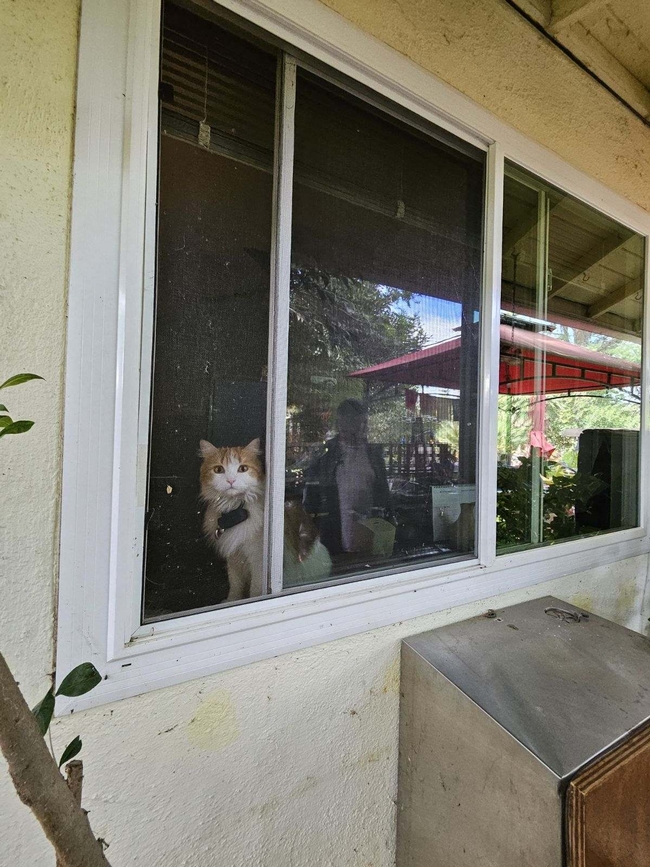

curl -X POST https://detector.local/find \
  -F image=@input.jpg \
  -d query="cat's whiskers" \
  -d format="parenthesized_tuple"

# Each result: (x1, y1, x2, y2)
(243, 487, 263, 505)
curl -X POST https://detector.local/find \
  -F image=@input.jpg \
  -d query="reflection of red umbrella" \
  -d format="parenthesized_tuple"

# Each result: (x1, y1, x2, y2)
(349, 325, 640, 395)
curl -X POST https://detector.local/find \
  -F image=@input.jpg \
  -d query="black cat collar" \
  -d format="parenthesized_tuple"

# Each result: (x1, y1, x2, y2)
(216, 505, 249, 537)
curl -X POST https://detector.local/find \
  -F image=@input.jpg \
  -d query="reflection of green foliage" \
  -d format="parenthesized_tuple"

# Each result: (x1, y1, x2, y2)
(497, 395, 530, 458)
(288, 267, 427, 441)
(552, 325, 642, 365)
(496, 460, 533, 547)
(496, 458, 606, 548)
(433, 420, 459, 453)
(498, 390, 640, 467)
(543, 392, 639, 461)
(366, 390, 411, 443)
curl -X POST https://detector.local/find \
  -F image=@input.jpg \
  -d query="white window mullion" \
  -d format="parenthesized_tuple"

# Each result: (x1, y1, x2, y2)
(264, 54, 297, 595)
(111, 0, 163, 649)
(640, 235, 650, 536)
(529, 190, 550, 546)
(476, 141, 504, 568)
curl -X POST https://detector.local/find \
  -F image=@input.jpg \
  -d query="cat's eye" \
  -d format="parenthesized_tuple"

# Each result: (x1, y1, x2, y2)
(213, 465, 225, 474)
(238, 465, 249, 473)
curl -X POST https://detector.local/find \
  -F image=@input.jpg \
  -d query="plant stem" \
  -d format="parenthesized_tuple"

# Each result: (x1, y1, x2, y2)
(0, 652, 111, 867)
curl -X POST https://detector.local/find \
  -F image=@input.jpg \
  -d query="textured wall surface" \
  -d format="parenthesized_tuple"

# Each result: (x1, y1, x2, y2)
(1, 0, 649, 865)
(0, 0, 79, 696)
(2, 562, 649, 866)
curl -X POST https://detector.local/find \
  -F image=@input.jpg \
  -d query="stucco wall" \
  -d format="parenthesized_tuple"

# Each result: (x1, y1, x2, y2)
(1, 561, 648, 866)
(0, 0, 79, 696)
(1, 0, 649, 865)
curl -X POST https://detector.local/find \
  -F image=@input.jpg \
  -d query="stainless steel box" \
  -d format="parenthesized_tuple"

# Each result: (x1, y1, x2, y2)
(397, 596, 650, 867)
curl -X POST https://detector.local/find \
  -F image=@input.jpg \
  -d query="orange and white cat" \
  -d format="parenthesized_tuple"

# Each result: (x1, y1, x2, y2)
(200, 438, 331, 601)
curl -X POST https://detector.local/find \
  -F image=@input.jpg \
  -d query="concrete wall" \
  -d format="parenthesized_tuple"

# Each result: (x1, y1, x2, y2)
(1, 0, 649, 865)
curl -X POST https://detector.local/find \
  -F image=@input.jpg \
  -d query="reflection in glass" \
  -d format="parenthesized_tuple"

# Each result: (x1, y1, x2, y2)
(283, 71, 486, 587)
(497, 164, 644, 552)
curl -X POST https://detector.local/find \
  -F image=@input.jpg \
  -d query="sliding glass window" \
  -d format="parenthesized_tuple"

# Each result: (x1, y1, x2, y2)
(142, 0, 485, 619)
(497, 164, 645, 552)
(284, 70, 484, 588)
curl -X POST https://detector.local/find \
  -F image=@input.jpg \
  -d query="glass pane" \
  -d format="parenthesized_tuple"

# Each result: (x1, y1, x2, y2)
(497, 163, 644, 552)
(143, 2, 276, 619)
(283, 71, 485, 589)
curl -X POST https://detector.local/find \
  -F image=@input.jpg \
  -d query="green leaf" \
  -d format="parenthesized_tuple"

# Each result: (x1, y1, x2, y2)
(0, 416, 13, 428)
(32, 689, 55, 736)
(58, 736, 82, 768)
(0, 405, 7, 412)
(56, 662, 102, 697)
(0, 420, 34, 437)
(0, 374, 44, 390)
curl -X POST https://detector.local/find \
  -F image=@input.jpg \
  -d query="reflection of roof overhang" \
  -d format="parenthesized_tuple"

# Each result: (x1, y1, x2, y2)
(350, 325, 640, 395)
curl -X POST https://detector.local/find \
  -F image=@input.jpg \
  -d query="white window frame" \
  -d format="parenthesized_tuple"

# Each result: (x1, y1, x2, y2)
(56, 0, 650, 711)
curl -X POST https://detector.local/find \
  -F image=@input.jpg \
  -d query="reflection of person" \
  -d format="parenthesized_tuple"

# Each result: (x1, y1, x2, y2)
(303, 399, 392, 555)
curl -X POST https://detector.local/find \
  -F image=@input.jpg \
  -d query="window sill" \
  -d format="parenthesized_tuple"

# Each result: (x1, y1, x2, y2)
(56, 526, 649, 714)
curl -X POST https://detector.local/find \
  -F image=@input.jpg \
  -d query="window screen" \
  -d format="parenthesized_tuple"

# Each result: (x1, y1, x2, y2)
(283, 71, 485, 588)
(144, 3, 276, 618)
(497, 163, 645, 552)
(143, 0, 485, 619)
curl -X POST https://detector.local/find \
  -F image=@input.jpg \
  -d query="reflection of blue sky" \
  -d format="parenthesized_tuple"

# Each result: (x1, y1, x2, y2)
(392, 294, 462, 345)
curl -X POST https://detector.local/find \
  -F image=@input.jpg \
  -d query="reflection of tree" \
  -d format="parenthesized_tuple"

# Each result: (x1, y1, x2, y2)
(553, 325, 641, 363)
(545, 392, 639, 464)
(287, 266, 427, 443)
(497, 395, 530, 460)
(496, 457, 606, 548)
(498, 390, 640, 468)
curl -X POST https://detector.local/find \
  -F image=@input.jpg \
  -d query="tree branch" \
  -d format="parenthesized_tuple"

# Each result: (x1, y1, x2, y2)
(0, 652, 111, 867)
(57, 762, 85, 867)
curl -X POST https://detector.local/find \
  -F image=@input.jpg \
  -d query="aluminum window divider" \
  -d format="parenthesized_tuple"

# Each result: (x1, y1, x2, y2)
(640, 236, 650, 534)
(264, 53, 297, 596)
(530, 189, 550, 546)
(476, 142, 503, 569)
(109, 0, 164, 652)
(135, 0, 165, 631)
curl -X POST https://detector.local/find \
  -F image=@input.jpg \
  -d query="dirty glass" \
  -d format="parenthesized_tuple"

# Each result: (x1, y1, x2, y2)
(497, 163, 645, 552)
(282, 71, 485, 589)
(143, 2, 276, 618)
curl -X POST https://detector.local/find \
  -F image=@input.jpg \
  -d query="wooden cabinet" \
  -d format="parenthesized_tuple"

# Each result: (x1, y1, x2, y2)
(567, 724, 650, 867)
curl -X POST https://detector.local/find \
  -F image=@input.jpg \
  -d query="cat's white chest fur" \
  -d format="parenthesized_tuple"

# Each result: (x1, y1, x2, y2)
(215, 500, 264, 560)
(204, 498, 265, 600)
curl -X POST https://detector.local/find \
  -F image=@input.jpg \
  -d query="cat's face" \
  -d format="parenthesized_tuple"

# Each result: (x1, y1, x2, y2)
(200, 438, 264, 504)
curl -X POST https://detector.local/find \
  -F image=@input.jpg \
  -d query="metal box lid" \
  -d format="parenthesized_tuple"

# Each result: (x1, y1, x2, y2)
(403, 596, 650, 779)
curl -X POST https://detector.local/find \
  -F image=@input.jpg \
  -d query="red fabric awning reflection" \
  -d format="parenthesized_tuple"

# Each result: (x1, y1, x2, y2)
(349, 325, 640, 395)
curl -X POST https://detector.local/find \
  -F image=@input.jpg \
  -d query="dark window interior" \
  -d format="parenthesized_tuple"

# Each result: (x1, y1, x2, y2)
(144, 4, 276, 618)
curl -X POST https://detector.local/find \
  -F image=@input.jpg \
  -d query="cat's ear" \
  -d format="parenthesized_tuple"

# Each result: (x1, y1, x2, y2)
(245, 437, 262, 455)
(199, 439, 217, 458)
